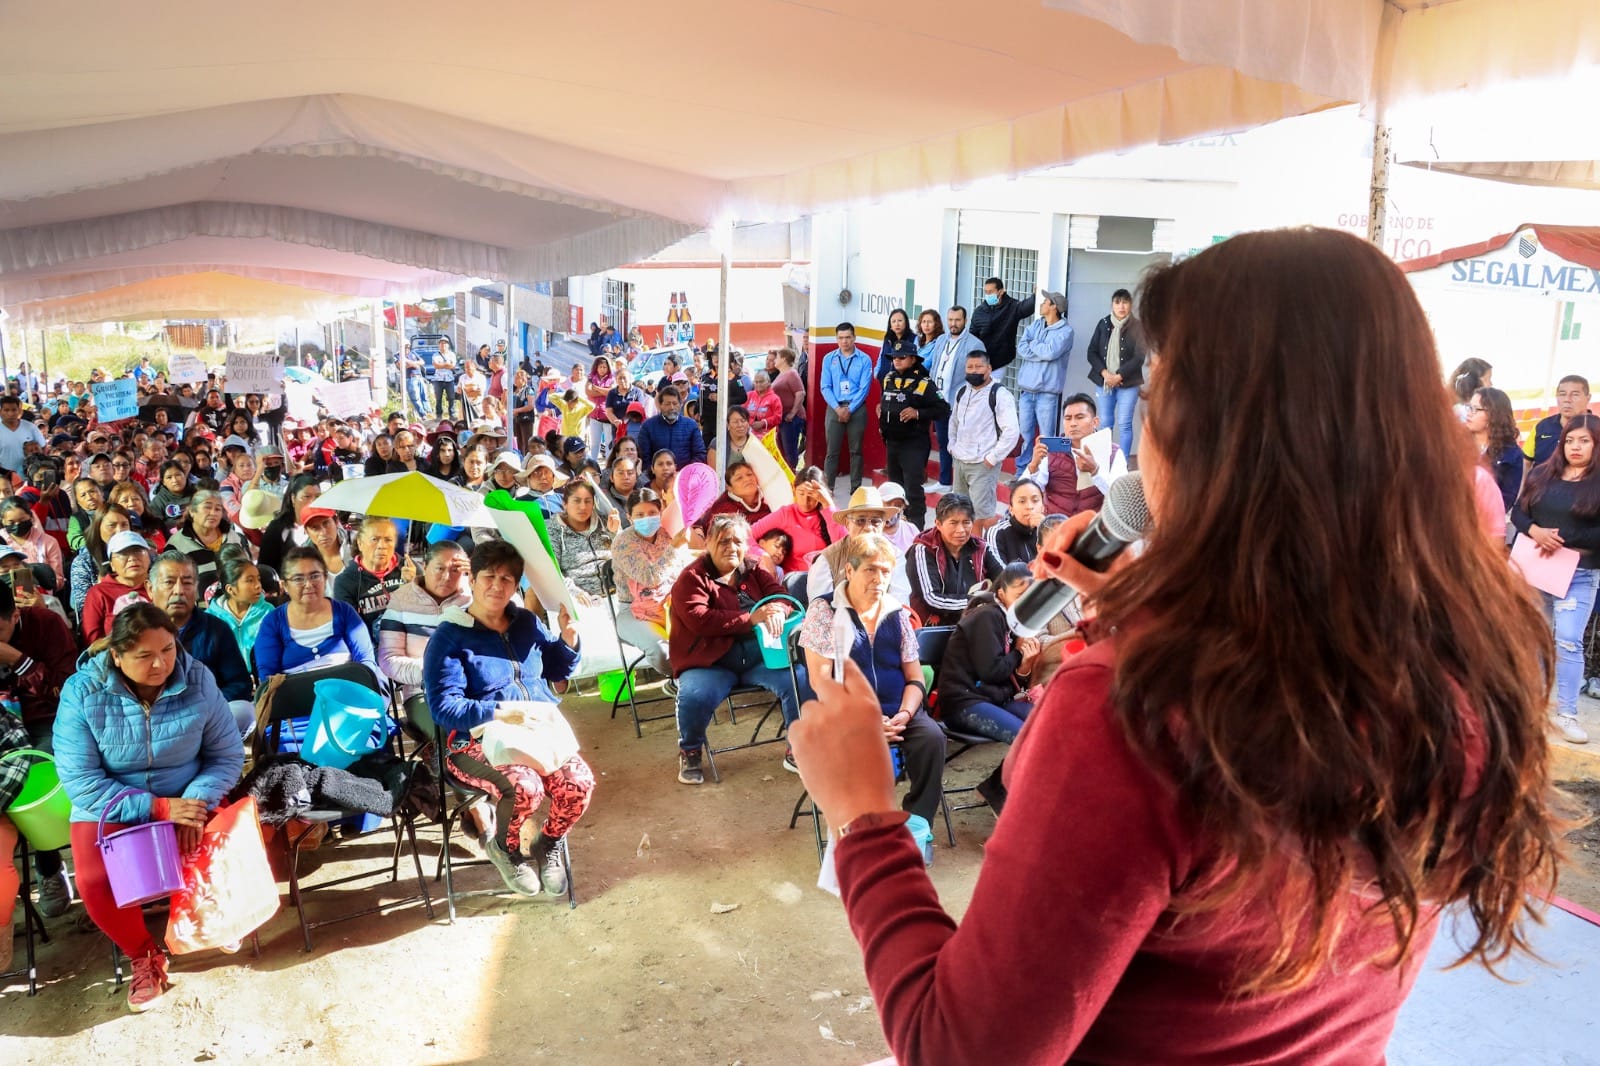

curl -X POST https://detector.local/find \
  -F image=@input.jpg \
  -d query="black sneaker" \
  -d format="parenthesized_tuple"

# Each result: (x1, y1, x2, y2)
(527, 833, 568, 896)
(678, 748, 705, 785)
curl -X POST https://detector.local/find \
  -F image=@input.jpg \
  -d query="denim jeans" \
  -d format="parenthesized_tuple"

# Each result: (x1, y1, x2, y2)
(1544, 568, 1600, 717)
(406, 375, 432, 417)
(779, 413, 806, 469)
(935, 415, 953, 486)
(1017, 391, 1062, 464)
(945, 698, 1033, 743)
(677, 638, 801, 752)
(1096, 384, 1140, 458)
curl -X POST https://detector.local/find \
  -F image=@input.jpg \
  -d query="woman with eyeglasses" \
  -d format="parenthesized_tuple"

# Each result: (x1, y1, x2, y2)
(70, 503, 133, 617)
(253, 544, 378, 680)
(1466, 386, 1525, 511)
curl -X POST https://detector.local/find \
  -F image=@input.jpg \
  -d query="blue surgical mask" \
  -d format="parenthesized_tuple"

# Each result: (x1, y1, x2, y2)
(983, 293, 1000, 306)
(632, 516, 662, 537)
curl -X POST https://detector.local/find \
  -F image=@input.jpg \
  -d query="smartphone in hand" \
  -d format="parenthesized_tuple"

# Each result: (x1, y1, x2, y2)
(1040, 436, 1074, 454)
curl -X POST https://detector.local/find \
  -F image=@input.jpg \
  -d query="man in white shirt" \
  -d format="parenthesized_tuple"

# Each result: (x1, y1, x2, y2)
(0, 396, 46, 476)
(929, 306, 986, 492)
(947, 352, 1018, 529)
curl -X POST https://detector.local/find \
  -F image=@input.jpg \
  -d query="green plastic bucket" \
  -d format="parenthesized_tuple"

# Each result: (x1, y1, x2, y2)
(4, 749, 71, 851)
(597, 670, 633, 703)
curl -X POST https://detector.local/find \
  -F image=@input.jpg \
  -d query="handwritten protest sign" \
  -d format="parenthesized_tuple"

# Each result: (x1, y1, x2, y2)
(92, 379, 139, 421)
(318, 379, 373, 420)
(168, 353, 208, 385)
(223, 352, 284, 395)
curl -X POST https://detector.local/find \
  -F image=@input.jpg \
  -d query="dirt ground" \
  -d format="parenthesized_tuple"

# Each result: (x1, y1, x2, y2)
(0, 685, 1001, 1065)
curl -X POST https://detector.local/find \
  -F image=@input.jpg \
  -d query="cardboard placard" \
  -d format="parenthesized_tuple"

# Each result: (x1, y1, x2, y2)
(168, 353, 209, 385)
(319, 378, 373, 420)
(224, 352, 285, 395)
(92, 379, 139, 421)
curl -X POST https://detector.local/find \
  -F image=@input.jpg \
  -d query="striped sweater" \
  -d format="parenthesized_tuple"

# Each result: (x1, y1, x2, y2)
(376, 578, 471, 701)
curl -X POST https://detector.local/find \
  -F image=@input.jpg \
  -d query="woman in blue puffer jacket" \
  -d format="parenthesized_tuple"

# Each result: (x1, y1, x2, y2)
(53, 603, 244, 1014)
(424, 540, 593, 899)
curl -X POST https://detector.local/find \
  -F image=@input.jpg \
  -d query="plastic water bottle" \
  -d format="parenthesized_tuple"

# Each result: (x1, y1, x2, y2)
(1, 698, 20, 717)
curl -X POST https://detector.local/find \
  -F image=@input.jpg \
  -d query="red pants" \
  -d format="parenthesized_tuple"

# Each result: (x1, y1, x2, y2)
(70, 821, 160, 959)
(445, 741, 594, 855)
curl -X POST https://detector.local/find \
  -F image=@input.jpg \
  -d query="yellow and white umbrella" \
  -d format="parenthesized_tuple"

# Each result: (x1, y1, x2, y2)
(315, 471, 495, 527)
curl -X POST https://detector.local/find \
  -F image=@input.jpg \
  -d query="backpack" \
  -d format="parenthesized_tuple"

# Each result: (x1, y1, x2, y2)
(954, 383, 1022, 459)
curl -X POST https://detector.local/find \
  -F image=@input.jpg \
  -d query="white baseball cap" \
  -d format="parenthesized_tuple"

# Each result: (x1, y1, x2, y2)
(107, 530, 151, 555)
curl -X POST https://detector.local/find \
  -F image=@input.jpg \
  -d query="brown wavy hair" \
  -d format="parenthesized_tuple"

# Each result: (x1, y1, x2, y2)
(1094, 228, 1558, 993)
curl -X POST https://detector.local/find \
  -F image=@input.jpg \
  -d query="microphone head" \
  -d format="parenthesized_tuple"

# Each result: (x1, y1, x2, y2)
(1100, 472, 1150, 544)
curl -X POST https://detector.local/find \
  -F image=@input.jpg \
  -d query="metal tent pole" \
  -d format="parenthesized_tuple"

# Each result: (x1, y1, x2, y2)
(715, 252, 731, 484)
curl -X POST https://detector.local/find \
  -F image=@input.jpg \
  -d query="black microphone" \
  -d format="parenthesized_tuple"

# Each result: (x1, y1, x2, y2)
(1005, 472, 1150, 638)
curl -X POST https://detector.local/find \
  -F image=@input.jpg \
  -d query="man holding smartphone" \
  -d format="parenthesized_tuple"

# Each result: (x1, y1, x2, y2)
(1021, 393, 1126, 517)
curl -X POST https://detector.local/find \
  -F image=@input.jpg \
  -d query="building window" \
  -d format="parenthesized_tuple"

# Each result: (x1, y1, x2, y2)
(958, 242, 1039, 390)
(489, 300, 498, 327)
(470, 293, 481, 319)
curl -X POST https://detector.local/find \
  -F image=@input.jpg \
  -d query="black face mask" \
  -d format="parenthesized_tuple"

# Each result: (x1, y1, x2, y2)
(965, 372, 989, 388)
(6, 520, 32, 537)
(262, 465, 283, 481)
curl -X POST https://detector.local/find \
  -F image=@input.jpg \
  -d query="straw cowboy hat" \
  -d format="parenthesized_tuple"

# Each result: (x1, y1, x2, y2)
(238, 488, 281, 532)
(834, 485, 893, 522)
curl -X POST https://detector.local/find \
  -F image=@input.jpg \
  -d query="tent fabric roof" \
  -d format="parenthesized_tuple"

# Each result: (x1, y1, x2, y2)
(1405, 160, 1600, 193)
(2, 0, 1596, 325)
(1397, 224, 1600, 274)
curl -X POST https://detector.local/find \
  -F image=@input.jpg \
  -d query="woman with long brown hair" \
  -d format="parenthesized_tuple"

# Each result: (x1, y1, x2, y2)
(1467, 385, 1525, 510)
(1513, 412, 1600, 745)
(791, 228, 1559, 1064)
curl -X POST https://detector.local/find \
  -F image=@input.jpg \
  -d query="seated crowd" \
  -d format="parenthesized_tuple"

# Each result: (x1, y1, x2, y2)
(0, 337, 1105, 1015)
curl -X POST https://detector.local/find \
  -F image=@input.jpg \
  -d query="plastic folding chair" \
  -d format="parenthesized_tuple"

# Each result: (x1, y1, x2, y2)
(599, 561, 676, 738)
(789, 625, 955, 858)
(260, 664, 435, 951)
(404, 694, 575, 920)
(917, 625, 1002, 817)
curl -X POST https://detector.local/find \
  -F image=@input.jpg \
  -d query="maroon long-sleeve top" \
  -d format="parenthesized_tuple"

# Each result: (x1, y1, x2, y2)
(836, 637, 1440, 1065)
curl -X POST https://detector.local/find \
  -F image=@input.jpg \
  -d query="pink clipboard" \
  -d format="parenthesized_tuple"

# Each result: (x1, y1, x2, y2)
(1510, 533, 1581, 598)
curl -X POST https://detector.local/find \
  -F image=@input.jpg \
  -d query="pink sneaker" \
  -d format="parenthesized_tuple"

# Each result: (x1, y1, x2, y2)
(127, 951, 172, 1013)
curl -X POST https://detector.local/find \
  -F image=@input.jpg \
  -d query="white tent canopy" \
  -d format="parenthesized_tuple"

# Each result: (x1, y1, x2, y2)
(2, 0, 1595, 325)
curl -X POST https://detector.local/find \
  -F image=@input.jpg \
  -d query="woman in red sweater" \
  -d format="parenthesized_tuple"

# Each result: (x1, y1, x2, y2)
(790, 229, 1559, 1065)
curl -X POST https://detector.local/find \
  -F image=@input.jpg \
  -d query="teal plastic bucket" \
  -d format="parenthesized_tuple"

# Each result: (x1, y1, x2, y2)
(752, 595, 805, 670)
(304, 679, 387, 770)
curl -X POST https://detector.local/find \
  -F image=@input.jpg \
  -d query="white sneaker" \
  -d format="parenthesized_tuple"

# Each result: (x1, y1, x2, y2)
(1555, 715, 1590, 744)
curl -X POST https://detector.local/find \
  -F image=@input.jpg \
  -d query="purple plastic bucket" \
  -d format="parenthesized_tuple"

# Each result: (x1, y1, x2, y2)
(98, 788, 186, 909)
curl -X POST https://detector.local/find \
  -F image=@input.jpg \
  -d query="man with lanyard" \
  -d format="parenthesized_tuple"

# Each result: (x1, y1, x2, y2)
(929, 305, 986, 492)
(821, 323, 874, 495)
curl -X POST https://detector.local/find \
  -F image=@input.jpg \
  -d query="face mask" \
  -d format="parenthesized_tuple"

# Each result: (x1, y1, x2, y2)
(632, 516, 662, 537)
(983, 293, 1000, 306)
(965, 372, 988, 388)
(263, 465, 282, 480)
(5, 520, 31, 537)
(661, 412, 679, 424)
